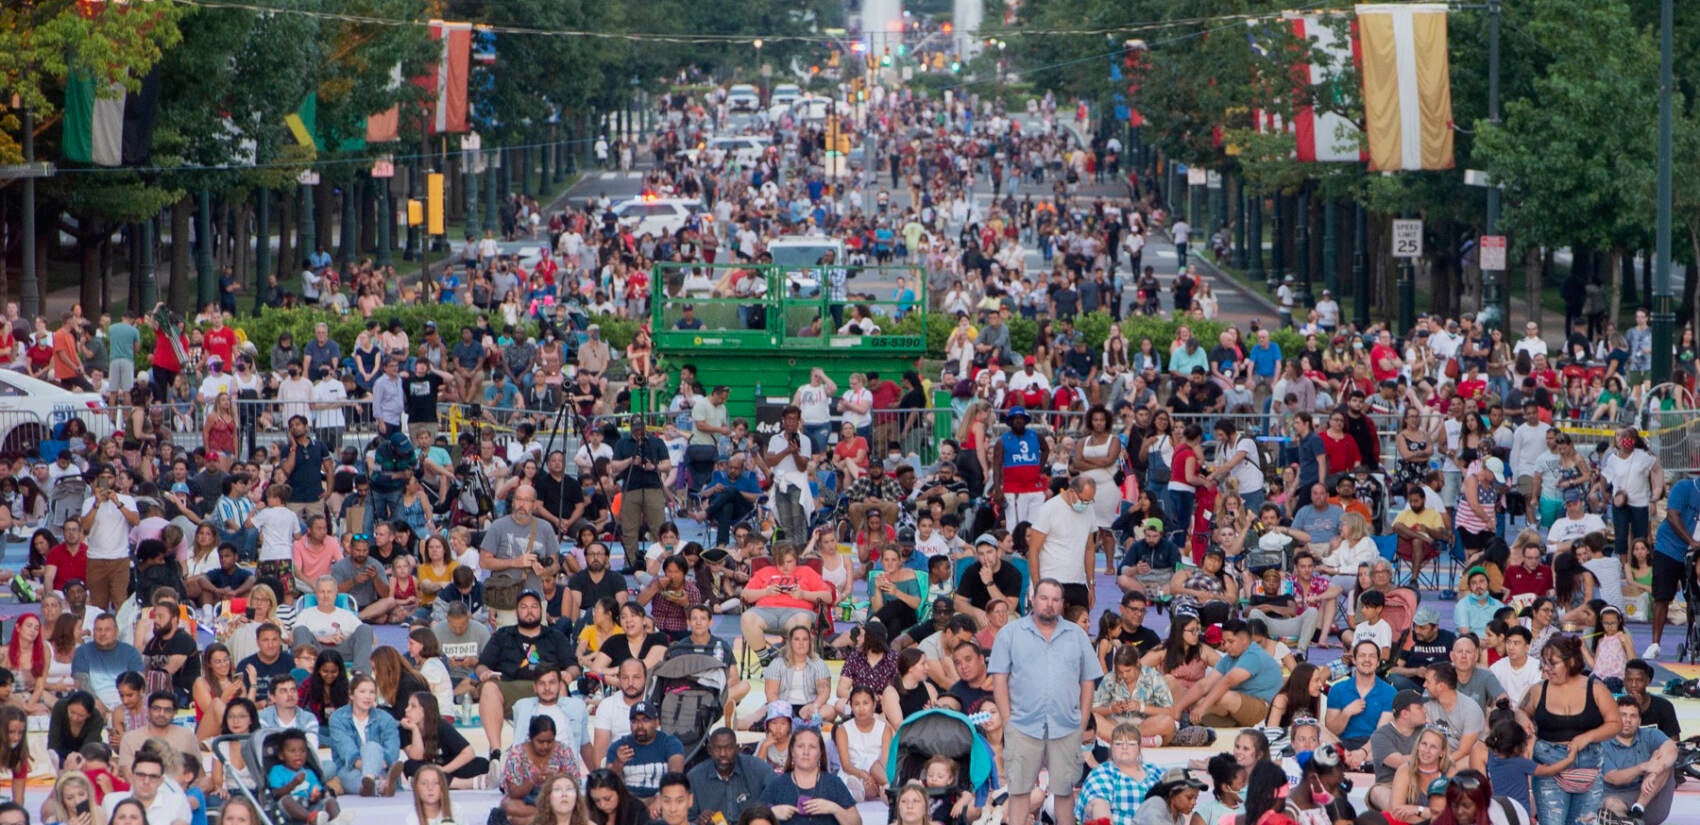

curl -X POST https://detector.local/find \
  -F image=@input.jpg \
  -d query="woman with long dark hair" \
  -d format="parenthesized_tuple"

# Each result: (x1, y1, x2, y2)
(399, 692, 491, 788)
(1241, 760, 1290, 825)
(1264, 663, 1327, 730)
(300, 649, 350, 725)
(1142, 614, 1217, 703)
(1166, 423, 1212, 552)
(880, 648, 937, 731)
(46, 691, 103, 768)
(586, 769, 645, 825)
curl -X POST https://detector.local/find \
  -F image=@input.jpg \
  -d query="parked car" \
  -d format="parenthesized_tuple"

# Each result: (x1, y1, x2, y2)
(726, 84, 761, 112)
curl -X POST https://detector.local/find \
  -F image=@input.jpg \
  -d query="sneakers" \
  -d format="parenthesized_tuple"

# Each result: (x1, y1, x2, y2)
(757, 645, 780, 667)
(1643, 642, 1663, 660)
(487, 752, 503, 788)
(1172, 725, 1215, 747)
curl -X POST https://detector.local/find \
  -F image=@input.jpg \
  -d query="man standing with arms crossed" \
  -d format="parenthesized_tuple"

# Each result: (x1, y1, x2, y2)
(990, 579, 1099, 825)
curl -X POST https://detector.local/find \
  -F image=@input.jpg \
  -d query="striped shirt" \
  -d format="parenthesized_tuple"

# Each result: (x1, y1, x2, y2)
(214, 495, 254, 532)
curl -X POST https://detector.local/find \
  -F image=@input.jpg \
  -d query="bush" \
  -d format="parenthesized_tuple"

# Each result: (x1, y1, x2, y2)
(231, 306, 535, 369)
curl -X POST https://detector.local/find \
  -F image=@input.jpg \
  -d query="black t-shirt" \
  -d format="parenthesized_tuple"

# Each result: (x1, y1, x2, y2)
(534, 472, 585, 523)
(284, 438, 331, 502)
(599, 632, 669, 668)
(1398, 629, 1457, 670)
(238, 652, 294, 700)
(399, 718, 473, 765)
(955, 561, 1021, 612)
(144, 626, 200, 697)
(478, 625, 576, 679)
(948, 679, 993, 711)
(613, 435, 668, 491)
(568, 570, 628, 614)
(403, 374, 444, 423)
(1115, 625, 1163, 659)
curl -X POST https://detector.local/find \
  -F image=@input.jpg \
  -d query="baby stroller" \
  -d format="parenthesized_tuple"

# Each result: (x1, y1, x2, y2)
(210, 728, 334, 825)
(46, 474, 88, 530)
(882, 709, 1001, 822)
(647, 653, 730, 768)
(1680, 545, 1700, 664)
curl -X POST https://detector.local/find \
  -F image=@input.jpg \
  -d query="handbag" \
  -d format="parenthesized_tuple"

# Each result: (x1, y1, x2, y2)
(484, 519, 539, 611)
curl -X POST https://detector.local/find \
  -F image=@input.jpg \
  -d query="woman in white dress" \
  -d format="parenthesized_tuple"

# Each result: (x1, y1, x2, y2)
(1071, 405, 1123, 575)
(834, 684, 893, 802)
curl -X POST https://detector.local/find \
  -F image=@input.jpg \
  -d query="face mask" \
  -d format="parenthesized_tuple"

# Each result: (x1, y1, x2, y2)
(1310, 784, 1333, 807)
(1071, 500, 1090, 514)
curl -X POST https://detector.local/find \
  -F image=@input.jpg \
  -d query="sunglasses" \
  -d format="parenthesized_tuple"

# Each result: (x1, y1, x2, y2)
(351, 533, 371, 541)
(1449, 774, 1483, 792)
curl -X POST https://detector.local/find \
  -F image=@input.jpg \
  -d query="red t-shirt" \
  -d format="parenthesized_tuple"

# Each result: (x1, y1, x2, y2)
(749, 564, 830, 610)
(204, 325, 238, 366)
(1370, 344, 1401, 381)
(45, 543, 88, 591)
(1503, 563, 1553, 601)
(151, 329, 185, 372)
(1322, 432, 1363, 475)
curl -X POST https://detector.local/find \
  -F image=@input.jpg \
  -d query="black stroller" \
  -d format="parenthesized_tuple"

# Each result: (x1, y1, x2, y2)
(882, 709, 1006, 825)
(647, 653, 730, 769)
(1679, 545, 1700, 664)
(210, 729, 336, 825)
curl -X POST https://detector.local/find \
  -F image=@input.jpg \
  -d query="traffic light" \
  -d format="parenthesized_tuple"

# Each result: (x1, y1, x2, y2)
(950, 54, 962, 72)
(829, 50, 840, 68)
(941, 21, 952, 34)
(896, 44, 906, 58)
(880, 47, 891, 67)
(931, 52, 945, 70)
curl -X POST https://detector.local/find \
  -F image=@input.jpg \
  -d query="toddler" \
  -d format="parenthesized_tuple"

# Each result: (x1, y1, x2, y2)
(267, 730, 345, 825)
(922, 755, 974, 825)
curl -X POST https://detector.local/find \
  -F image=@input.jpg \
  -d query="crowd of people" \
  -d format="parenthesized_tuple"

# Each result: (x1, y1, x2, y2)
(0, 81, 1688, 825)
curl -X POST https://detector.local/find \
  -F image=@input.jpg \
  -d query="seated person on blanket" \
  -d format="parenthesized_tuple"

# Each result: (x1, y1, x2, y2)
(267, 729, 349, 825)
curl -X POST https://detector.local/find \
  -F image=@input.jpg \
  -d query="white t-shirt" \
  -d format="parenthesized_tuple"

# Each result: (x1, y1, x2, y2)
(1030, 494, 1099, 586)
(1352, 618, 1393, 651)
(1545, 513, 1607, 554)
(295, 605, 363, 640)
(592, 694, 637, 743)
(311, 379, 347, 429)
(1490, 656, 1543, 706)
(1007, 370, 1051, 394)
(81, 493, 138, 561)
(251, 505, 299, 562)
(794, 383, 833, 424)
(106, 787, 193, 825)
(840, 388, 873, 428)
(1601, 449, 1659, 506)
(1584, 557, 1624, 611)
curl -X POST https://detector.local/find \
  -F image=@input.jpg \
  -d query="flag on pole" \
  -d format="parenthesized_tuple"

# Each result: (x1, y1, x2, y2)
(1356, 3, 1454, 171)
(285, 92, 319, 151)
(366, 64, 403, 143)
(421, 21, 473, 135)
(63, 68, 159, 166)
(1285, 12, 1364, 163)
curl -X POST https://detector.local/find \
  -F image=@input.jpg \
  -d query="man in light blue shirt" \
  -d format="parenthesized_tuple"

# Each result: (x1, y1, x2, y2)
(989, 579, 1101, 825)
(513, 668, 593, 773)
(1290, 483, 1346, 551)
(1174, 619, 1283, 728)
(1452, 567, 1505, 637)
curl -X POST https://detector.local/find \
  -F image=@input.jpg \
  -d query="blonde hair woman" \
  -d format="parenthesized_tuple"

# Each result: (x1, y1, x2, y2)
(47, 770, 108, 825)
(1387, 727, 1453, 823)
(222, 583, 285, 665)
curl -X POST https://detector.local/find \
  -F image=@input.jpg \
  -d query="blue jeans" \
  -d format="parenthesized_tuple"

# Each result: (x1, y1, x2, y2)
(1167, 488, 1196, 553)
(369, 488, 402, 531)
(1533, 740, 1604, 825)
(803, 423, 831, 454)
(336, 740, 391, 792)
(1612, 504, 1649, 558)
(219, 527, 258, 562)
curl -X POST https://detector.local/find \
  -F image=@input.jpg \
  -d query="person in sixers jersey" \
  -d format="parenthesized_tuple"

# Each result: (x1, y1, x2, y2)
(991, 407, 1049, 530)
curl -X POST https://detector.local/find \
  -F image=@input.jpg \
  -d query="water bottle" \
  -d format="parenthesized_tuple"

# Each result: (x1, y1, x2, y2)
(839, 594, 855, 622)
(458, 692, 472, 725)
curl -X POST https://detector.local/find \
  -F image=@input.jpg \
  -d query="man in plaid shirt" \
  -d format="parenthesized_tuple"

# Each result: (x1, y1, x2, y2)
(844, 462, 902, 532)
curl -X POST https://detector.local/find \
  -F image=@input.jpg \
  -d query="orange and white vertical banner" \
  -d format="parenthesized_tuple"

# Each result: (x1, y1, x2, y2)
(426, 21, 473, 135)
(1356, 3, 1454, 171)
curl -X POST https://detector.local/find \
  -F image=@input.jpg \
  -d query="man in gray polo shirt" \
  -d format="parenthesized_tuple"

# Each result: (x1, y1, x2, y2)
(989, 578, 1101, 825)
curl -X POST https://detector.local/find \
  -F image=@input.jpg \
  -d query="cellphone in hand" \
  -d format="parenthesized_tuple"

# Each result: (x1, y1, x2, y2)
(76, 801, 90, 816)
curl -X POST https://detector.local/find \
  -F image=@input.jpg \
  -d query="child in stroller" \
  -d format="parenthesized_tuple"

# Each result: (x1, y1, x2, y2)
(922, 756, 976, 825)
(266, 730, 350, 825)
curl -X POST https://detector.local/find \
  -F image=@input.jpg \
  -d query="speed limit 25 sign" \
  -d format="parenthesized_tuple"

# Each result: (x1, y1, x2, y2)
(1391, 219, 1423, 259)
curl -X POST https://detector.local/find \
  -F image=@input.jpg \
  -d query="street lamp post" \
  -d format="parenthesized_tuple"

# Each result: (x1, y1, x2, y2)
(1479, 0, 1507, 330)
(1653, 0, 1675, 383)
